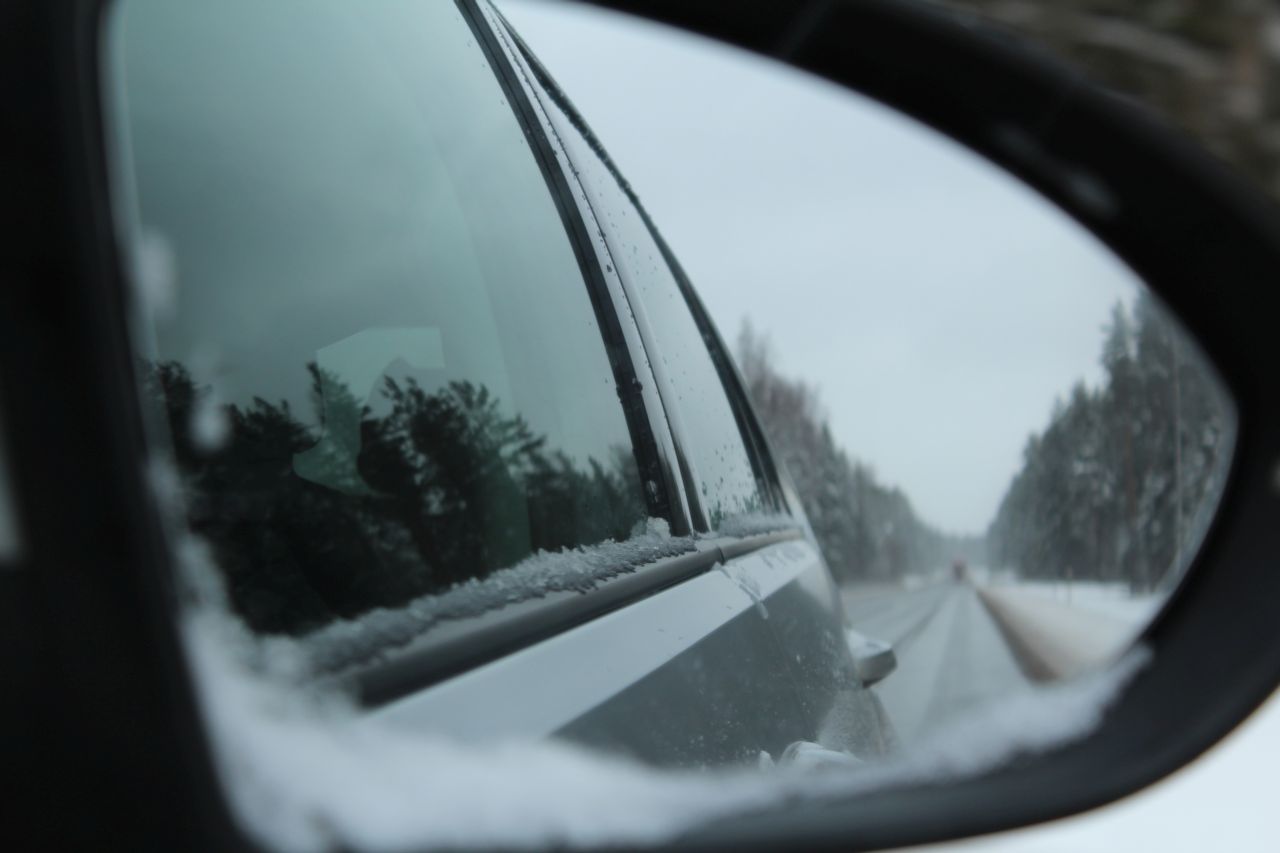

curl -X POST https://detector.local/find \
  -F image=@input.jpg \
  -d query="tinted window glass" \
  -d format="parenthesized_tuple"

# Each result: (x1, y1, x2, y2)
(114, 0, 651, 637)
(531, 84, 772, 530)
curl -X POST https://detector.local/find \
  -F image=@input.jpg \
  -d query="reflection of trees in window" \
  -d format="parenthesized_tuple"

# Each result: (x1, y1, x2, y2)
(736, 324, 984, 583)
(144, 362, 647, 636)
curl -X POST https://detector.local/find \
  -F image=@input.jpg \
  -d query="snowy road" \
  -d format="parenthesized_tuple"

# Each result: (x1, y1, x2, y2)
(844, 581, 1035, 746)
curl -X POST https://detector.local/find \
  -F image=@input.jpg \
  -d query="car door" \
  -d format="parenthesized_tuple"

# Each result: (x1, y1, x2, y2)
(107, 0, 888, 773)
(479, 2, 896, 761)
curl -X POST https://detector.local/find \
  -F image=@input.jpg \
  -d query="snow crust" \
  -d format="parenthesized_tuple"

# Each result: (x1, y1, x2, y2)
(292, 518, 696, 673)
(184, 606, 777, 851)
(181, 574, 1148, 850)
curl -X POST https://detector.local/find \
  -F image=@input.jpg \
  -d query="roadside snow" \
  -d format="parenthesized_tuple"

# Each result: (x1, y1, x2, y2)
(978, 581, 1160, 679)
(979, 587, 1135, 679)
(1001, 580, 1161, 627)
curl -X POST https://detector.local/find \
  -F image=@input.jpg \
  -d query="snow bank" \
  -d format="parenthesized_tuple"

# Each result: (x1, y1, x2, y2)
(979, 582, 1158, 679)
(1000, 579, 1162, 626)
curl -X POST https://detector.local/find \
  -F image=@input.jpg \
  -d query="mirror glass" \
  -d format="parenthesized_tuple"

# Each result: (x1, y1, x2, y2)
(501, 0, 1234, 748)
(104, 0, 1236, 847)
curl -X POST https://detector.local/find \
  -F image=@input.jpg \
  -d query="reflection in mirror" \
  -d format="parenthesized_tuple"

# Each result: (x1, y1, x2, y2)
(503, 0, 1234, 749)
(106, 0, 1233, 848)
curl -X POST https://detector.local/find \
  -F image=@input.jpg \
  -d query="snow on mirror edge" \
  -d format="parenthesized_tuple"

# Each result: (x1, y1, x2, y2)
(173, 529, 1150, 851)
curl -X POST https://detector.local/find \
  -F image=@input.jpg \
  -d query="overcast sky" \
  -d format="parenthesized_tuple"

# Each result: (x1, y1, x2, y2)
(500, 0, 1143, 534)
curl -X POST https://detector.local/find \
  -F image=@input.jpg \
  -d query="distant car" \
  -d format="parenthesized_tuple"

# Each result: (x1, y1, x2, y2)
(102, 0, 897, 773)
(953, 558, 969, 582)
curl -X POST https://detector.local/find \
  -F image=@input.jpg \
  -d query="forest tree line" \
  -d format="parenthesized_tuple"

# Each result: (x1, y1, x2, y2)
(735, 324, 982, 584)
(986, 295, 1229, 592)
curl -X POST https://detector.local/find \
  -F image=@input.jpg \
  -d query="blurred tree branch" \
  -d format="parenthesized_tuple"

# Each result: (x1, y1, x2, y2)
(935, 0, 1280, 197)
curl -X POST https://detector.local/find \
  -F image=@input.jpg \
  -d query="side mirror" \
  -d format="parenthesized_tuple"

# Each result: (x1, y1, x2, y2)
(846, 630, 897, 688)
(16, 0, 1275, 850)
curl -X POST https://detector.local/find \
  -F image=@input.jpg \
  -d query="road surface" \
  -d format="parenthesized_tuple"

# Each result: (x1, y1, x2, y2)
(843, 577, 1157, 748)
(844, 581, 1035, 745)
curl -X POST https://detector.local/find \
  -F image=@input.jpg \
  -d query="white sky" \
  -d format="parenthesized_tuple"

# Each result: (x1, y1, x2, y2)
(500, 0, 1143, 534)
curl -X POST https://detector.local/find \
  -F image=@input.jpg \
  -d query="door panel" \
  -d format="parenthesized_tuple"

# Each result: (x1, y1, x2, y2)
(371, 537, 882, 767)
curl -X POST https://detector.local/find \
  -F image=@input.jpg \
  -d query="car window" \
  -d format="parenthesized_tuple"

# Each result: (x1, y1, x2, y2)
(516, 64, 782, 531)
(112, 0, 658, 641)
